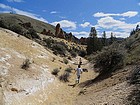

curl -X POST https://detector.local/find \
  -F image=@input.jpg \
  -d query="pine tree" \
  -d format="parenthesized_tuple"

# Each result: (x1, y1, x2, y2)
(110, 32, 114, 44)
(102, 31, 107, 46)
(87, 27, 102, 55)
(89, 27, 97, 37)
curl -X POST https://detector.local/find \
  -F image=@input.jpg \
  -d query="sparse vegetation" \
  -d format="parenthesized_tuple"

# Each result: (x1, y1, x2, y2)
(26, 28, 41, 39)
(125, 66, 140, 105)
(52, 43, 66, 56)
(67, 56, 72, 60)
(63, 58, 68, 64)
(51, 68, 60, 76)
(59, 72, 70, 82)
(94, 43, 125, 74)
(52, 57, 56, 62)
(78, 50, 87, 57)
(0, 20, 7, 28)
(129, 66, 140, 84)
(65, 67, 73, 73)
(70, 50, 77, 58)
(9, 24, 24, 35)
(21, 59, 31, 70)
(43, 37, 55, 48)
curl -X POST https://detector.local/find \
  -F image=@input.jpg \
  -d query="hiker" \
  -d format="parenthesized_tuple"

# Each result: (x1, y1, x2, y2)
(75, 65, 83, 83)
(79, 58, 82, 65)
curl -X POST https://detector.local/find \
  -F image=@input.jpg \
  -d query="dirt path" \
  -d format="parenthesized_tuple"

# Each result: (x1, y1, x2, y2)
(45, 59, 134, 105)
(44, 58, 97, 105)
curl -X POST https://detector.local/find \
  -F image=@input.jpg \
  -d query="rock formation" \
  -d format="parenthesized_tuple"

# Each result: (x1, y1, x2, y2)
(55, 23, 61, 37)
(41, 29, 47, 35)
(58, 29, 65, 39)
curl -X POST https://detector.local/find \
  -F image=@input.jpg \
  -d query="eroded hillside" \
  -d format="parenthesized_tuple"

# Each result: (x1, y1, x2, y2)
(0, 28, 62, 104)
(0, 28, 95, 105)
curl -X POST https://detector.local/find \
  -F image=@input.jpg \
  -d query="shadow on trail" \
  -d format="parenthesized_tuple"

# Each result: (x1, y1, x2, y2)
(79, 72, 112, 88)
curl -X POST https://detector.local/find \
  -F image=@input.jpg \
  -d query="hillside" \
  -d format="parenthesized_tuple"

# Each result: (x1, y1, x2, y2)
(0, 28, 96, 105)
(0, 13, 55, 34)
(74, 30, 140, 105)
(0, 13, 86, 58)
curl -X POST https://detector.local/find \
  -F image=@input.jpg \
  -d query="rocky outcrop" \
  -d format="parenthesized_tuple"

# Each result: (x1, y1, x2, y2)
(55, 23, 61, 37)
(67, 32, 73, 42)
(41, 29, 47, 35)
(55, 23, 66, 39)
(58, 29, 65, 39)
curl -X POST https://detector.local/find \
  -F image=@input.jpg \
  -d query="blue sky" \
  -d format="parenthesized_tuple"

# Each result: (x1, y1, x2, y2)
(0, 0, 140, 38)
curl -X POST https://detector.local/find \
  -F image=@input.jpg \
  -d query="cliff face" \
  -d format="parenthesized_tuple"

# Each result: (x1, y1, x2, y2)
(0, 28, 64, 105)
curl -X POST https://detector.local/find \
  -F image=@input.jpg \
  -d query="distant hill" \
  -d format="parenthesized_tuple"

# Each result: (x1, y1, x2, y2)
(0, 13, 86, 58)
(0, 13, 55, 34)
(0, 13, 81, 44)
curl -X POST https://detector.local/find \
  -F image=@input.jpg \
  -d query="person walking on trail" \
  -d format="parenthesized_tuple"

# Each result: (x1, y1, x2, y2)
(79, 58, 82, 65)
(75, 65, 83, 84)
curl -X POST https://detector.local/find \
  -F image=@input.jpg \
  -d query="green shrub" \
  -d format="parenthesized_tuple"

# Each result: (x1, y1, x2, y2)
(51, 68, 60, 76)
(43, 37, 55, 48)
(0, 20, 7, 28)
(129, 66, 140, 84)
(65, 67, 73, 73)
(70, 50, 77, 58)
(59, 72, 70, 82)
(21, 59, 31, 70)
(78, 50, 87, 57)
(125, 66, 140, 105)
(67, 56, 72, 60)
(94, 47, 125, 74)
(63, 58, 68, 64)
(9, 24, 23, 35)
(52, 44, 66, 56)
(26, 28, 41, 39)
(58, 41, 68, 50)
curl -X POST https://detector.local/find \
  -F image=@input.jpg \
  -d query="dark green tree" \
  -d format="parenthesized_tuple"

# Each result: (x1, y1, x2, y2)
(89, 27, 97, 37)
(102, 31, 107, 46)
(87, 27, 103, 55)
(110, 32, 116, 44)
(136, 24, 139, 32)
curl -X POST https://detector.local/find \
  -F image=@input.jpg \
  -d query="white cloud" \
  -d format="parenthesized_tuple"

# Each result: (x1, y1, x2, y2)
(138, 2, 140, 6)
(96, 16, 139, 32)
(0, 3, 48, 23)
(122, 11, 138, 17)
(50, 11, 59, 14)
(96, 16, 125, 29)
(7, 0, 23, 2)
(80, 22, 92, 28)
(51, 20, 76, 30)
(0, 3, 11, 9)
(95, 16, 140, 38)
(93, 11, 138, 18)
(72, 31, 89, 38)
